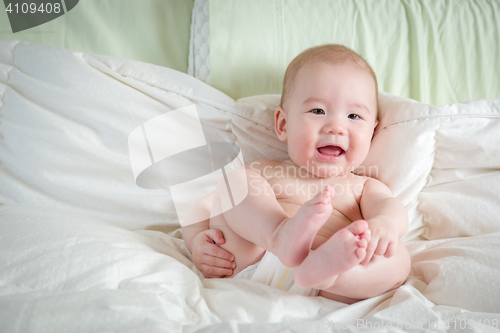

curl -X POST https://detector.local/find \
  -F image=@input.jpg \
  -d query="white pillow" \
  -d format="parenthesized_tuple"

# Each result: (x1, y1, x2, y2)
(368, 95, 500, 240)
(233, 93, 500, 241)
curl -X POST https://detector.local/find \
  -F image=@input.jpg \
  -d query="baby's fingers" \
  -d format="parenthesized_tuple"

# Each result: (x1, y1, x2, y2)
(374, 239, 389, 256)
(201, 254, 235, 270)
(198, 243, 235, 278)
(204, 242, 235, 262)
(200, 262, 234, 278)
(361, 238, 378, 265)
(384, 241, 398, 258)
(199, 254, 235, 278)
(205, 228, 227, 245)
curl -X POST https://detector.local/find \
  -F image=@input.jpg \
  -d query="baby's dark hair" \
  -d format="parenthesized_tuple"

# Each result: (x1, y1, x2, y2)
(280, 44, 378, 109)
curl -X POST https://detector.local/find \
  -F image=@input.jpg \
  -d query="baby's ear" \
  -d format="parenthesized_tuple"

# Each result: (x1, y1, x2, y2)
(274, 106, 288, 141)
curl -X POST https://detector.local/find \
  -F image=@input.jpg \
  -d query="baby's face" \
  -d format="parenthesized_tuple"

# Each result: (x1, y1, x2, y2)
(276, 61, 378, 178)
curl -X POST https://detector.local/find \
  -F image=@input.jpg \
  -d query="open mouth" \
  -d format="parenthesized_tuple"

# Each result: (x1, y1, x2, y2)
(317, 145, 345, 159)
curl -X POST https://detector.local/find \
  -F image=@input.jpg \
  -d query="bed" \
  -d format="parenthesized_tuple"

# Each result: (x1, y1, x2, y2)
(1, 0, 500, 332)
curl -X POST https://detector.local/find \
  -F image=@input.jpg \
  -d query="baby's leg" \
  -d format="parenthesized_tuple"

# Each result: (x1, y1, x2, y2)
(318, 240, 411, 301)
(294, 220, 371, 289)
(209, 185, 265, 277)
(296, 233, 411, 301)
(210, 169, 332, 274)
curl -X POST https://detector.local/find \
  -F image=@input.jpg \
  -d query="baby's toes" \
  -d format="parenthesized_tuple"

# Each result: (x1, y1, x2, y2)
(358, 238, 368, 249)
(355, 247, 367, 260)
(315, 185, 332, 204)
(348, 220, 369, 236)
(360, 229, 371, 244)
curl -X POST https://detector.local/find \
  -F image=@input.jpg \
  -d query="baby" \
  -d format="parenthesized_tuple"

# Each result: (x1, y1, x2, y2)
(183, 44, 411, 302)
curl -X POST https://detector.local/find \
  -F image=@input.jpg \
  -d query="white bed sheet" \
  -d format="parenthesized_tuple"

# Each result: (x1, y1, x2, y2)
(1, 40, 500, 332)
(1, 205, 500, 332)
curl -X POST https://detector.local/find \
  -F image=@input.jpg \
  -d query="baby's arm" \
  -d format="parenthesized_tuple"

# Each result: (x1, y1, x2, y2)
(359, 178, 408, 264)
(182, 192, 235, 278)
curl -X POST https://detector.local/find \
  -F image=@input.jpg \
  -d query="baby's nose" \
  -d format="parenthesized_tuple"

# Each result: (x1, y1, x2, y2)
(324, 119, 346, 135)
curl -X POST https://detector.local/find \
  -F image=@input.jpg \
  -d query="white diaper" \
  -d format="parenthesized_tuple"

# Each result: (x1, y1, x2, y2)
(233, 251, 318, 296)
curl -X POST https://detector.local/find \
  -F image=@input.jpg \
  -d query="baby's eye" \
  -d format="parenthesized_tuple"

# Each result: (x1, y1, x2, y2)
(348, 114, 361, 120)
(310, 108, 325, 115)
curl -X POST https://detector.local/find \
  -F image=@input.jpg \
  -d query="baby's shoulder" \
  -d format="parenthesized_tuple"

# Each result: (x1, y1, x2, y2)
(359, 175, 393, 194)
(343, 174, 393, 200)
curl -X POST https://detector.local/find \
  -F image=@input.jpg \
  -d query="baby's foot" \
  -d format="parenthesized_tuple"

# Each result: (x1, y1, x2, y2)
(271, 185, 333, 267)
(294, 220, 371, 289)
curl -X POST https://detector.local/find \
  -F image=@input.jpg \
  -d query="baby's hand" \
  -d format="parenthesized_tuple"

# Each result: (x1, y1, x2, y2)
(191, 229, 235, 278)
(361, 217, 399, 265)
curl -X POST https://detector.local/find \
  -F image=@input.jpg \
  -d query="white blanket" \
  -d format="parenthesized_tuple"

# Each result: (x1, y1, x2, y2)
(1, 40, 500, 332)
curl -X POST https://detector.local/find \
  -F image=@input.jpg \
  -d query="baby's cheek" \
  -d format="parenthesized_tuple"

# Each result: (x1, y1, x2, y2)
(356, 134, 372, 151)
(290, 140, 309, 157)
